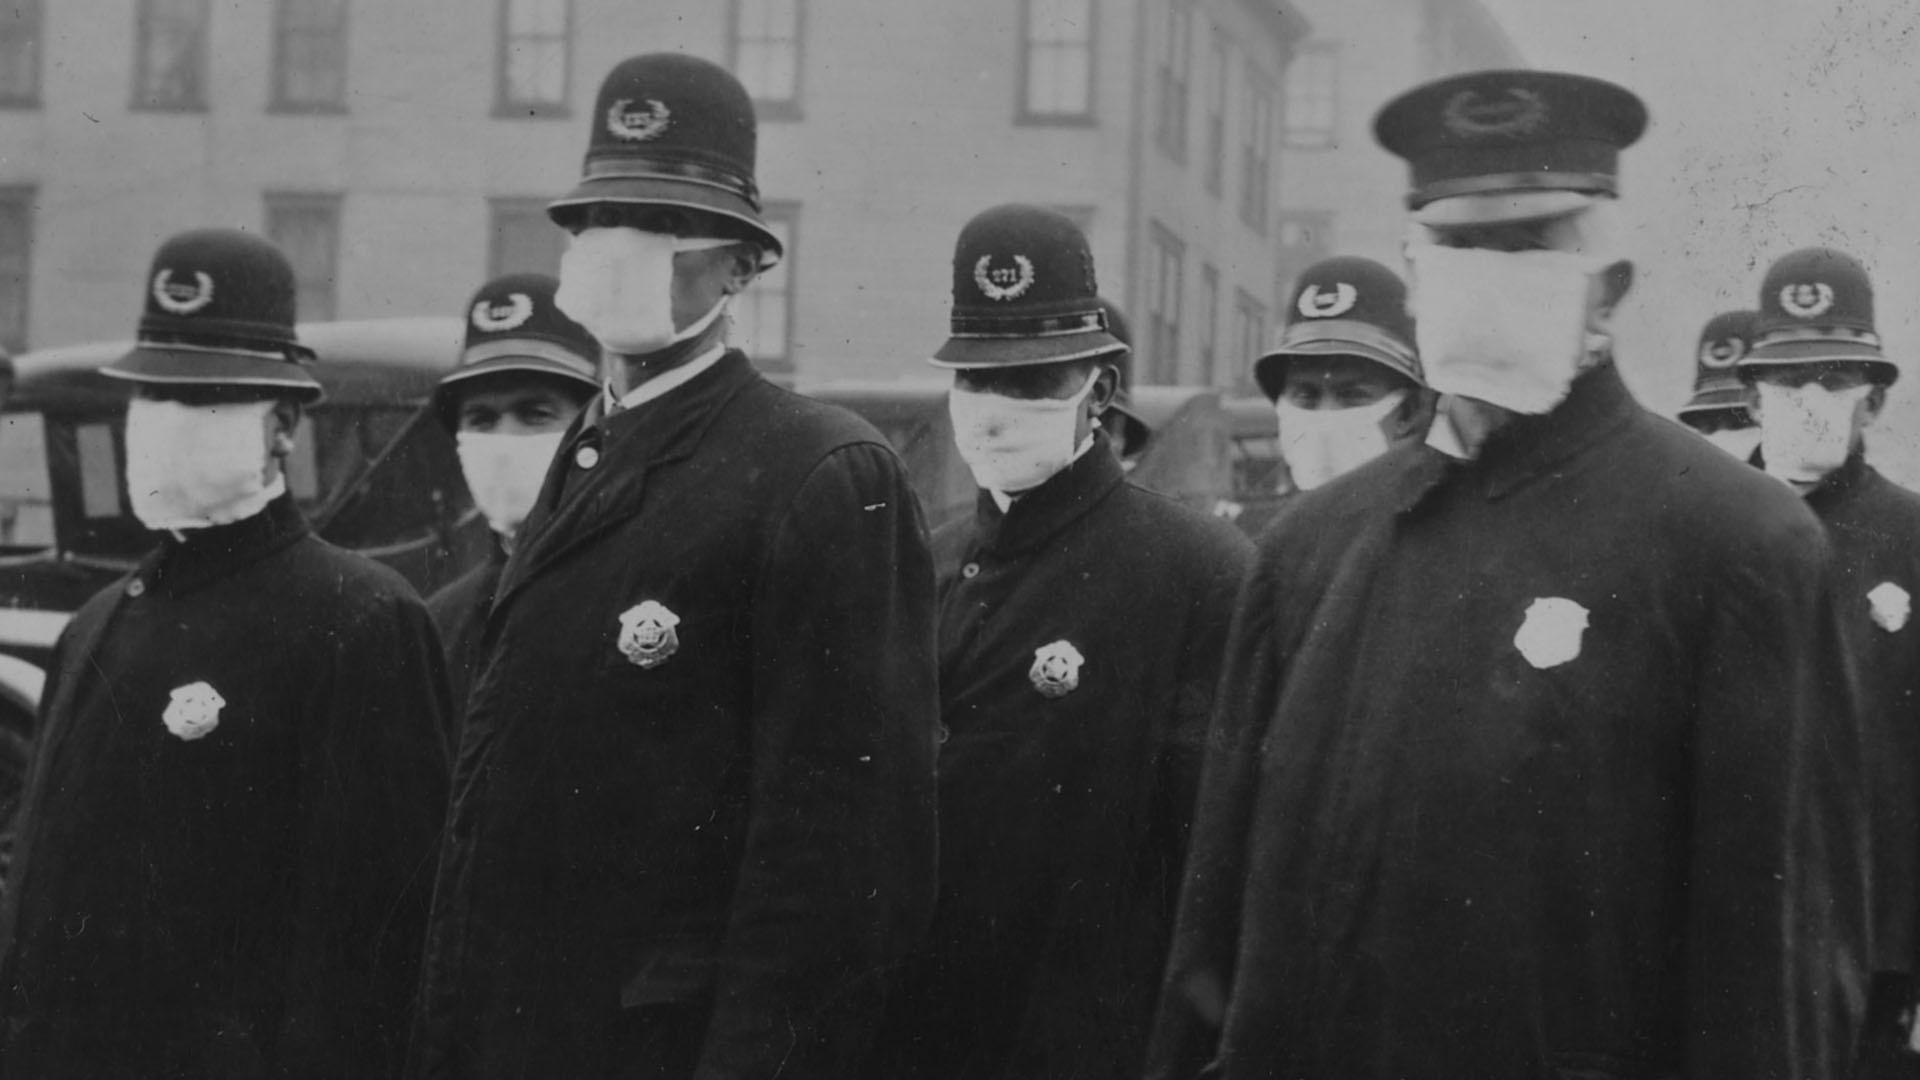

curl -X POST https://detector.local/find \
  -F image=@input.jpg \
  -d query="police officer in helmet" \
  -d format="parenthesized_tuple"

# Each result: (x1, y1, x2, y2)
(1676, 309, 1762, 458)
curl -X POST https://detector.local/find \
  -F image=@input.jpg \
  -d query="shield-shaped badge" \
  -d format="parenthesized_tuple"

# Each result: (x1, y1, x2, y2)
(162, 681, 226, 741)
(1029, 640, 1085, 699)
(617, 600, 682, 669)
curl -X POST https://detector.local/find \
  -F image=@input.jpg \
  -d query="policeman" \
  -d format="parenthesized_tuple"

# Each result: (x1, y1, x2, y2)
(864, 204, 1251, 1079)
(426, 273, 598, 710)
(1737, 247, 1920, 1076)
(1255, 255, 1430, 495)
(1095, 295, 1153, 461)
(0, 229, 451, 1075)
(409, 54, 940, 1078)
(1147, 71, 1868, 1080)
(1677, 308, 1762, 457)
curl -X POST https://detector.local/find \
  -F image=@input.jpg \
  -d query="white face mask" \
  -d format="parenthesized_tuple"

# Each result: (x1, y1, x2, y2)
(948, 371, 1098, 495)
(457, 430, 566, 539)
(1701, 425, 1762, 462)
(1276, 390, 1406, 492)
(1754, 381, 1872, 483)
(554, 227, 735, 355)
(1407, 244, 1605, 415)
(124, 397, 282, 531)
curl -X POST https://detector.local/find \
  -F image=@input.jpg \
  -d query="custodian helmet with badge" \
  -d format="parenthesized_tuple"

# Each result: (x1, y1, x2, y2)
(548, 52, 783, 267)
(1254, 256, 1421, 402)
(930, 204, 1126, 370)
(433, 272, 601, 431)
(98, 228, 322, 401)
(1740, 247, 1897, 385)
(1374, 69, 1648, 226)
(1678, 310, 1760, 420)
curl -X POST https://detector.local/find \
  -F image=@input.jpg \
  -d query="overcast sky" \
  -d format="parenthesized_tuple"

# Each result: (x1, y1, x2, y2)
(1470, 0, 1920, 479)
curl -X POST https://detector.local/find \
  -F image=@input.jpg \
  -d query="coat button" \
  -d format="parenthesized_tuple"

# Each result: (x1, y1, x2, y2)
(126, 579, 145, 598)
(961, 562, 980, 579)
(937, 722, 951, 745)
(574, 445, 601, 470)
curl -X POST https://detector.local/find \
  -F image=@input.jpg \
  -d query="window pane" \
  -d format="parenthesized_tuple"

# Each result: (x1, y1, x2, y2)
(508, 0, 566, 35)
(500, 0, 569, 108)
(731, 217, 793, 365)
(78, 422, 120, 519)
(0, 411, 49, 546)
(277, 0, 347, 109)
(0, 2, 39, 104)
(0, 190, 30, 352)
(137, 0, 206, 108)
(1024, 0, 1092, 118)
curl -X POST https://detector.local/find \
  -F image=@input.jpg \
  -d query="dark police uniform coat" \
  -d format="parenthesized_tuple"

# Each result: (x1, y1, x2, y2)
(869, 438, 1251, 1080)
(411, 350, 940, 1080)
(1788, 452, 1920, 1076)
(0, 495, 452, 1078)
(1146, 364, 1870, 1080)
(425, 546, 504, 714)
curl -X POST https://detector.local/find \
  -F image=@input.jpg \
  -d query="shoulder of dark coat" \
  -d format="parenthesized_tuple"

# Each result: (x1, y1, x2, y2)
(1111, 480, 1255, 572)
(1620, 408, 1830, 559)
(288, 534, 436, 617)
(730, 378, 902, 465)
(425, 559, 500, 626)
(1852, 464, 1920, 525)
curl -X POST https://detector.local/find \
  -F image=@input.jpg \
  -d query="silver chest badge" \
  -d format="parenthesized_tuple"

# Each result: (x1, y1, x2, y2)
(1513, 597, 1589, 670)
(1869, 581, 1911, 633)
(1029, 640, 1085, 698)
(617, 600, 682, 668)
(162, 680, 225, 741)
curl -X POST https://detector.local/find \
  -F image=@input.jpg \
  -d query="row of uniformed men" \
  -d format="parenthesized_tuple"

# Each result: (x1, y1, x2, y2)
(0, 50, 1905, 1080)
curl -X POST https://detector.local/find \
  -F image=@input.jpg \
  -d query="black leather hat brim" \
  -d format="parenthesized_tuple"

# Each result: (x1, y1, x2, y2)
(1677, 385, 1751, 413)
(547, 183, 784, 266)
(1254, 337, 1423, 400)
(102, 344, 324, 400)
(929, 330, 1127, 369)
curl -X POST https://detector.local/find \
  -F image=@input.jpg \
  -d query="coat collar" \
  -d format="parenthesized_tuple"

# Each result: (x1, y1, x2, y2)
(970, 433, 1127, 557)
(1409, 362, 1639, 510)
(499, 350, 760, 602)
(1800, 447, 1875, 513)
(136, 493, 311, 599)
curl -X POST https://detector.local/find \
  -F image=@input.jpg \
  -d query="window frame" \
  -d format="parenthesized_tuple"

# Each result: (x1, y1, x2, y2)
(1282, 39, 1339, 150)
(729, 0, 805, 121)
(729, 202, 799, 376)
(1233, 287, 1268, 395)
(1153, 0, 1192, 162)
(1016, 0, 1098, 127)
(1237, 63, 1275, 234)
(263, 191, 343, 323)
(1197, 262, 1220, 386)
(494, 0, 572, 120)
(0, 0, 43, 109)
(1144, 221, 1185, 385)
(0, 184, 33, 355)
(131, 0, 209, 113)
(1203, 27, 1228, 197)
(270, 0, 349, 115)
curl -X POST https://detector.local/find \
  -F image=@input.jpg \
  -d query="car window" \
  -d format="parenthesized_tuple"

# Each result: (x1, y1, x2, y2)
(0, 412, 52, 548)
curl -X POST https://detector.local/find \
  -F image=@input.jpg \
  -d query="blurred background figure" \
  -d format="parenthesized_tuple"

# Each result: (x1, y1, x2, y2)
(1676, 309, 1762, 458)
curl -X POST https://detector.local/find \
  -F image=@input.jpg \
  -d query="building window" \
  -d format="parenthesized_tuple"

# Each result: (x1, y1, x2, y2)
(0, 187, 31, 352)
(1238, 66, 1275, 232)
(1144, 223, 1184, 384)
(1154, 1, 1191, 161)
(1234, 289, 1267, 394)
(731, 0, 802, 117)
(1196, 263, 1219, 385)
(1284, 40, 1338, 148)
(1019, 0, 1095, 124)
(497, 0, 569, 117)
(1276, 211, 1334, 304)
(265, 193, 341, 322)
(272, 0, 348, 113)
(1203, 29, 1228, 196)
(0, 2, 42, 108)
(488, 197, 566, 278)
(730, 206, 796, 374)
(133, 0, 208, 111)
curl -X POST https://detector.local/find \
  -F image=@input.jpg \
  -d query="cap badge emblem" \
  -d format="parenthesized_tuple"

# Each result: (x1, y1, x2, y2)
(1869, 581, 1911, 633)
(974, 254, 1036, 302)
(1029, 639, 1085, 698)
(1779, 282, 1836, 320)
(1298, 282, 1358, 319)
(1513, 596, 1589, 670)
(151, 269, 216, 316)
(617, 600, 682, 669)
(1699, 337, 1745, 368)
(1441, 87, 1548, 139)
(607, 97, 672, 142)
(162, 680, 225, 741)
(471, 292, 535, 333)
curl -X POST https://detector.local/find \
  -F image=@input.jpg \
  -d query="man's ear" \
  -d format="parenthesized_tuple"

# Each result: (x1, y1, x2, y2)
(1596, 259, 1635, 318)
(267, 399, 301, 460)
(1088, 363, 1119, 414)
(721, 245, 763, 296)
(1866, 383, 1890, 421)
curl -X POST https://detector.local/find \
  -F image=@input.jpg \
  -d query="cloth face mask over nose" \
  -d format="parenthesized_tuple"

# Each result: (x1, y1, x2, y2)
(948, 371, 1099, 496)
(457, 430, 566, 540)
(1755, 382, 1872, 484)
(1276, 390, 1406, 492)
(124, 397, 284, 531)
(555, 227, 736, 355)
(1408, 244, 1606, 415)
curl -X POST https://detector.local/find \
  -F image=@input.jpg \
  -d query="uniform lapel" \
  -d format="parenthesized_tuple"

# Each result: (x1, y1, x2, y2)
(495, 352, 759, 610)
